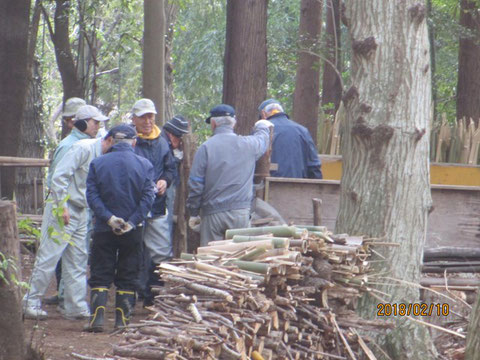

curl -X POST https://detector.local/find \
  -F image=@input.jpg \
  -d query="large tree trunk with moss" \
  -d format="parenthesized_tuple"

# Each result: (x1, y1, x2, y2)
(321, 0, 342, 115)
(456, 0, 480, 124)
(336, 2, 435, 359)
(0, 201, 25, 360)
(292, 0, 322, 144)
(143, 0, 166, 125)
(0, 0, 31, 200)
(223, 0, 267, 135)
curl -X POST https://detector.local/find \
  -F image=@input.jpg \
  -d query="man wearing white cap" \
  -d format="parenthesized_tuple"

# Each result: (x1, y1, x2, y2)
(130, 98, 176, 306)
(22, 105, 111, 320)
(61, 97, 87, 136)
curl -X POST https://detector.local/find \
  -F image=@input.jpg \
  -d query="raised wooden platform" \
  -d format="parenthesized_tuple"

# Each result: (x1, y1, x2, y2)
(264, 177, 480, 249)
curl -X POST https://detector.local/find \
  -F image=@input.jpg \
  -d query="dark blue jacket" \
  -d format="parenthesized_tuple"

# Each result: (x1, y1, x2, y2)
(161, 129, 181, 186)
(87, 142, 156, 233)
(135, 134, 176, 216)
(268, 113, 322, 179)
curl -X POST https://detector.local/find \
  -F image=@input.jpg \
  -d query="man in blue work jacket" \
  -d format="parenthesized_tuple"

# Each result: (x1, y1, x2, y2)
(86, 124, 155, 332)
(258, 99, 322, 179)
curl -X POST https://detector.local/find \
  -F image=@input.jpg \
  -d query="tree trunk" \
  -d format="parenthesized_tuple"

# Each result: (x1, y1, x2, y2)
(164, 1, 178, 122)
(16, 60, 45, 214)
(0, 201, 25, 360)
(337, 2, 435, 359)
(0, 0, 31, 200)
(456, 0, 480, 124)
(293, 0, 322, 144)
(223, 0, 268, 135)
(16, 0, 45, 215)
(45, 0, 84, 139)
(466, 288, 480, 358)
(143, 0, 166, 125)
(321, 0, 342, 115)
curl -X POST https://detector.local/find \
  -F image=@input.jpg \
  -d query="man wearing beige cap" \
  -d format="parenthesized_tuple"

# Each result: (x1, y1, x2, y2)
(130, 98, 176, 306)
(61, 97, 87, 136)
(22, 105, 110, 321)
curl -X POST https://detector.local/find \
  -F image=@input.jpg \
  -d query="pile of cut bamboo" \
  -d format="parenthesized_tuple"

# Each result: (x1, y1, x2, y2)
(114, 225, 391, 360)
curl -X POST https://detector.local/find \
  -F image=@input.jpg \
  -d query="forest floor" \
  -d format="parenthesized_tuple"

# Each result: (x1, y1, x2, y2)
(21, 248, 151, 360)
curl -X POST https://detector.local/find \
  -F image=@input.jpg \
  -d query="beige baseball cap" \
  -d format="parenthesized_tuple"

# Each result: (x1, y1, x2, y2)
(62, 97, 86, 118)
(75, 105, 109, 122)
(132, 98, 157, 117)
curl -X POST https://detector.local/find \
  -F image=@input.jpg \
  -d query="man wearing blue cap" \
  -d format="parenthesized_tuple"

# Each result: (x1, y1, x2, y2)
(187, 104, 273, 245)
(85, 125, 155, 332)
(258, 99, 322, 179)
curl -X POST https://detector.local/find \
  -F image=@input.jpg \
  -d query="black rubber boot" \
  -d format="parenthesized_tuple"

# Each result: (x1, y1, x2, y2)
(114, 290, 134, 329)
(84, 287, 108, 333)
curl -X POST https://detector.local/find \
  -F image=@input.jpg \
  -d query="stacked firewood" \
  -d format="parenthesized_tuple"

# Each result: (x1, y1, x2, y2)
(114, 225, 391, 360)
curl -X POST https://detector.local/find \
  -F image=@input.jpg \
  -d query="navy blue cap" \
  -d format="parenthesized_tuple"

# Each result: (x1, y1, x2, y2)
(258, 99, 280, 112)
(206, 104, 235, 124)
(106, 124, 137, 139)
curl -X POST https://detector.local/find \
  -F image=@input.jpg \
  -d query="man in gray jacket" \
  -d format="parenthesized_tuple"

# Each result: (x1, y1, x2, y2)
(187, 104, 273, 245)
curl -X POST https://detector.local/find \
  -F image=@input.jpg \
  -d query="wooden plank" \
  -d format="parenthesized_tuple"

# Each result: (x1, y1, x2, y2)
(265, 178, 480, 249)
(0, 156, 49, 167)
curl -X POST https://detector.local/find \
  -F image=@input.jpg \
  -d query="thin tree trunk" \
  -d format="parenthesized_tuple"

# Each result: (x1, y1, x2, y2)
(41, 0, 84, 138)
(0, 0, 31, 199)
(164, 1, 178, 122)
(143, 0, 166, 125)
(0, 201, 25, 360)
(321, 0, 342, 115)
(223, 0, 268, 135)
(293, 0, 322, 144)
(337, 2, 435, 359)
(456, 0, 480, 124)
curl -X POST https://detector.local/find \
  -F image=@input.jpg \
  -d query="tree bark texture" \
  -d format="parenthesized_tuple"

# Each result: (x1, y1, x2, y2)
(0, 201, 25, 360)
(337, 2, 435, 359)
(466, 289, 480, 358)
(456, 0, 480, 124)
(164, 1, 178, 122)
(223, 0, 267, 135)
(321, 0, 343, 115)
(48, 0, 84, 138)
(16, 1, 45, 214)
(293, 0, 322, 144)
(0, 0, 31, 199)
(143, 0, 166, 125)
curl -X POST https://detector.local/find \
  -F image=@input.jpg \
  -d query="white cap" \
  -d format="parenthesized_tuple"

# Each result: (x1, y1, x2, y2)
(62, 97, 86, 118)
(132, 98, 157, 117)
(75, 105, 109, 122)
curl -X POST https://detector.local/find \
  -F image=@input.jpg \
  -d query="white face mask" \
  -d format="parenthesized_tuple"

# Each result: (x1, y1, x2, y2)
(173, 149, 184, 160)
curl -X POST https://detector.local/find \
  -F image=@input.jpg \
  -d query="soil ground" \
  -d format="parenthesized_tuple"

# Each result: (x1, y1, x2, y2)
(21, 248, 151, 360)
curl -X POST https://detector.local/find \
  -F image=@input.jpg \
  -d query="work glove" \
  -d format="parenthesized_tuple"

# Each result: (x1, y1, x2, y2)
(108, 215, 125, 233)
(254, 119, 274, 129)
(173, 148, 184, 161)
(114, 221, 134, 236)
(188, 216, 201, 233)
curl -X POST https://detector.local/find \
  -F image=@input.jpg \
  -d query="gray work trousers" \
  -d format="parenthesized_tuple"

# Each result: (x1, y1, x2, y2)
(200, 208, 250, 246)
(22, 201, 90, 317)
(144, 212, 172, 264)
